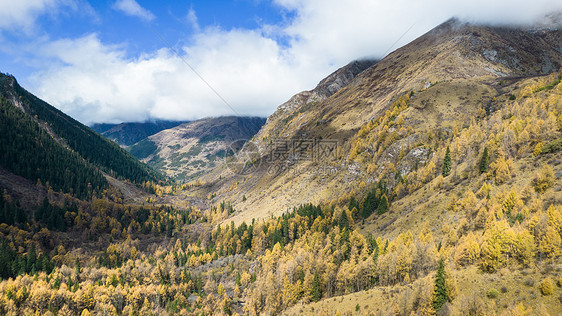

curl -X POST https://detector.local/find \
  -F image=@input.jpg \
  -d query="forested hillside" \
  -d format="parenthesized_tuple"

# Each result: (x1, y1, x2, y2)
(0, 60, 560, 316)
(0, 74, 161, 196)
(0, 95, 107, 199)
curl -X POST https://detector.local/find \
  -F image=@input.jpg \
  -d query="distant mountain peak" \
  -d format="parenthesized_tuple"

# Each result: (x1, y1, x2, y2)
(92, 120, 189, 146)
(128, 116, 266, 182)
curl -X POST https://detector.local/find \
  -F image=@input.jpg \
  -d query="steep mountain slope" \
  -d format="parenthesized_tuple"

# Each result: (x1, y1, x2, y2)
(0, 73, 160, 198)
(91, 120, 188, 146)
(129, 116, 266, 182)
(202, 19, 562, 224)
(274, 71, 562, 316)
(253, 59, 377, 146)
(0, 95, 106, 200)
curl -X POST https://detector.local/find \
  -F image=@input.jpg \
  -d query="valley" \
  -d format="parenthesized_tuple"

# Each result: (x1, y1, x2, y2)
(0, 18, 561, 316)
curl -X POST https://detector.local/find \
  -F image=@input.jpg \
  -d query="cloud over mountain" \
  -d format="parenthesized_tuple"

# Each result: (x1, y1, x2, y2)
(7, 0, 562, 124)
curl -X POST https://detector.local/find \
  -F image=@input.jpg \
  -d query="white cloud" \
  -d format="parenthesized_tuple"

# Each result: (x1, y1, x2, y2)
(186, 7, 200, 32)
(0, 0, 98, 34)
(275, 0, 562, 64)
(30, 30, 312, 124)
(112, 0, 155, 21)
(0, 0, 63, 32)
(28, 0, 562, 124)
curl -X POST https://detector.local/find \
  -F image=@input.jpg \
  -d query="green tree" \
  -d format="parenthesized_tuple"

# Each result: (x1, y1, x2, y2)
(479, 147, 489, 173)
(442, 146, 451, 177)
(75, 258, 81, 275)
(377, 194, 389, 215)
(311, 271, 322, 302)
(433, 259, 448, 311)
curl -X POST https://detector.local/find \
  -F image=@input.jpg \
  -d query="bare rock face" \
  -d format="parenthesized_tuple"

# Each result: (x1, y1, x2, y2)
(0, 75, 25, 111)
(314, 59, 378, 99)
(256, 59, 377, 149)
(275, 91, 312, 114)
(269, 59, 377, 118)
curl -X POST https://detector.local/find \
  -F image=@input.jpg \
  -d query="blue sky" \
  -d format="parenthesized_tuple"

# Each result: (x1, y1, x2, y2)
(1, 1, 292, 87)
(0, 0, 560, 124)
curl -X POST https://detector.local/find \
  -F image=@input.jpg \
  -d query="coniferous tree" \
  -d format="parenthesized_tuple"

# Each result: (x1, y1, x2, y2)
(433, 259, 448, 311)
(339, 210, 350, 229)
(362, 191, 376, 219)
(311, 271, 322, 302)
(479, 147, 489, 173)
(378, 194, 389, 215)
(442, 146, 451, 177)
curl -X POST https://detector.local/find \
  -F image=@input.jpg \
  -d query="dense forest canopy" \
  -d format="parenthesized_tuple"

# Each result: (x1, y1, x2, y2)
(0, 74, 161, 194)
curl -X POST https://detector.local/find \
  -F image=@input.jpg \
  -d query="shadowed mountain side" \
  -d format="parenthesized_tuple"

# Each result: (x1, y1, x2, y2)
(91, 120, 189, 146)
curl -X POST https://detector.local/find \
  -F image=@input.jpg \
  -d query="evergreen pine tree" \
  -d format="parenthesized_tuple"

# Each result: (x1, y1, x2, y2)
(312, 271, 322, 302)
(362, 191, 375, 219)
(339, 210, 349, 229)
(479, 147, 489, 173)
(442, 146, 452, 177)
(372, 241, 379, 264)
(433, 259, 448, 311)
(348, 196, 359, 212)
(377, 194, 389, 215)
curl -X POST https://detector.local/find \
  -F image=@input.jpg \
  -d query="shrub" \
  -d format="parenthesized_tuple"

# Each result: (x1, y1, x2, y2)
(542, 137, 562, 154)
(540, 278, 554, 295)
(487, 288, 499, 299)
(533, 142, 544, 156)
(532, 165, 555, 193)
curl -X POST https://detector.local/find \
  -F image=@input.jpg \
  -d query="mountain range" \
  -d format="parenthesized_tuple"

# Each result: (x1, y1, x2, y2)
(201, 18, 562, 224)
(91, 120, 189, 147)
(128, 116, 266, 182)
(0, 17, 561, 315)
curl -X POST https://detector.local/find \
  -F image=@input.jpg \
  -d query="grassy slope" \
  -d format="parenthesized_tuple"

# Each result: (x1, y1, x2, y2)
(280, 74, 562, 314)
(285, 264, 562, 315)
(197, 22, 562, 225)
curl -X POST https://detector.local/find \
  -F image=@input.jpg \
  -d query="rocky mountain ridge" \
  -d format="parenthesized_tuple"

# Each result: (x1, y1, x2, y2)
(197, 19, 562, 224)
